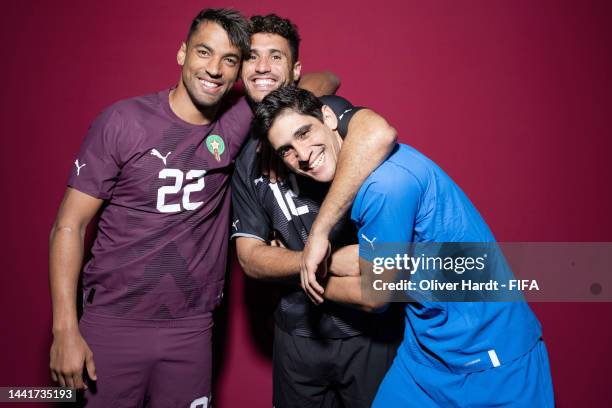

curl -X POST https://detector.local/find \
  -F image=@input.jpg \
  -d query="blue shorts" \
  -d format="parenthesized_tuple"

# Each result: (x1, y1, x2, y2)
(372, 339, 554, 408)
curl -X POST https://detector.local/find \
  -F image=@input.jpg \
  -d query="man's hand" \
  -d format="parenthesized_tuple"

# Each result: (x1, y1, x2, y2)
(50, 328, 96, 389)
(300, 231, 331, 304)
(329, 245, 360, 277)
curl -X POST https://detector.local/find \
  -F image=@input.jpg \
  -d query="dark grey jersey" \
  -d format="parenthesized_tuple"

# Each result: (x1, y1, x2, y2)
(231, 96, 399, 338)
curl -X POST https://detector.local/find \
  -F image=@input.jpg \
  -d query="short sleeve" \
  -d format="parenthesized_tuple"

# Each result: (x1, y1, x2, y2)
(319, 95, 365, 138)
(231, 136, 271, 241)
(221, 96, 254, 160)
(67, 107, 124, 200)
(351, 165, 422, 251)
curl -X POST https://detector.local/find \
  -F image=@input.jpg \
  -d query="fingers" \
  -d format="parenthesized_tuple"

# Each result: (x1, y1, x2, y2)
(57, 372, 67, 388)
(50, 343, 93, 390)
(71, 370, 84, 390)
(85, 351, 97, 384)
(300, 259, 320, 304)
(65, 372, 76, 389)
(308, 243, 330, 298)
(307, 268, 325, 303)
(303, 259, 324, 304)
(300, 239, 331, 304)
(270, 239, 286, 248)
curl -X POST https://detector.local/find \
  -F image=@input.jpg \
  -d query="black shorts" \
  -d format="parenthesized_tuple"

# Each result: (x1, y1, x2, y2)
(272, 325, 400, 408)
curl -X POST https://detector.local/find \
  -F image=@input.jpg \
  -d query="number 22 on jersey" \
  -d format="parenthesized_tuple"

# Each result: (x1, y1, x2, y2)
(156, 169, 206, 213)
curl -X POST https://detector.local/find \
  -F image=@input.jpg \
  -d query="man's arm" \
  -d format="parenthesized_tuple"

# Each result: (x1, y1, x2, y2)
(236, 237, 301, 280)
(298, 71, 341, 97)
(236, 239, 359, 280)
(301, 108, 398, 302)
(324, 276, 387, 312)
(49, 188, 102, 389)
(236, 237, 380, 310)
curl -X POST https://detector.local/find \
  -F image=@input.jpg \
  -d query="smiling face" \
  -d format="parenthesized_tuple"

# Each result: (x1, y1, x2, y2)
(241, 33, 301, 103)
(266, 106, 342, 182)
(177, 21, 242, 108)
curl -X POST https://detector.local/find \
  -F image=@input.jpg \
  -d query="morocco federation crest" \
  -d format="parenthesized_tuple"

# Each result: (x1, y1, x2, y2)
(205, 134, 225, 162)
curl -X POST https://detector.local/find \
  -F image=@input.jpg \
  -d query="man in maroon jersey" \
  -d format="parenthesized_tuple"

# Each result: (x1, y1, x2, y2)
(49, 9, 251, 408)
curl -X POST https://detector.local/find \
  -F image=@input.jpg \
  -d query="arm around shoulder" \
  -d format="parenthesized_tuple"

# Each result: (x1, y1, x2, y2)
(298, 71, 341, 97)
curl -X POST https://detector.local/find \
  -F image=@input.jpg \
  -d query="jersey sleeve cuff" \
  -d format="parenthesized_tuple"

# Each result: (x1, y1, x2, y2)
(230, 232, 266, 241)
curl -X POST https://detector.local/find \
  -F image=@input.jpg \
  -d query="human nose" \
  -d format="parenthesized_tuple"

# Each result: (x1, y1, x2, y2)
(206, 56, 223, 78)
(255, 55, 271, 73)
(295, 145, 311, 169)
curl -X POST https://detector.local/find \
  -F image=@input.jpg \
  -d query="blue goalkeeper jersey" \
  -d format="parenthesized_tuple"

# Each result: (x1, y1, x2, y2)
(351, 144, 542, 373)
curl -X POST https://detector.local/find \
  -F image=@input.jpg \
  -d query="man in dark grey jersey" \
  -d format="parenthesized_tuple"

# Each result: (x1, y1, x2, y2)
(232, 14, 402, 408)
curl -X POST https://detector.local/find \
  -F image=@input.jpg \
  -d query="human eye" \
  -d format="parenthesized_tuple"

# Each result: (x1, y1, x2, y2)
(197, 49, 210, 57)
(296, 129, 310, 140)
(225, 57, 238, 67)
(277, 147, 292, 158)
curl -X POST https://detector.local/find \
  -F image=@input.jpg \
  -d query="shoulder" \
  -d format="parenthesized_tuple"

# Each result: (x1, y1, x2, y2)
(234, 134, 260, 177)
(365, 146, 424, 195)
(351, 146, 424, 217)
(92, 91, 163, 129)
(318, 94, 360, 119)
(217, 94, 252, 122)
(108, 91, 163, 115)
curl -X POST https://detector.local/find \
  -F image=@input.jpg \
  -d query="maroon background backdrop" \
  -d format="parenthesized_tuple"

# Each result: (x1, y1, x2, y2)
(1, 0, 611, 406)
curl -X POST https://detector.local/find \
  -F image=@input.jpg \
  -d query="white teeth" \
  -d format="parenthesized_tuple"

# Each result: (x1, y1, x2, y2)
(201, 80, 220, 88)
(254, 79, 275, 86)
(310, 152, 324, 169)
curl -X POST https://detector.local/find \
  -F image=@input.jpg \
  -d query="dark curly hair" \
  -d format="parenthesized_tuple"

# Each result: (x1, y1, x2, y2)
(253, 86, 323, 139)
(250, 14, 301, 63)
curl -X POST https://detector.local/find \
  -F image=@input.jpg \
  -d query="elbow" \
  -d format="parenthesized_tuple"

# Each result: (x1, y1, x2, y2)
(236, 251, 255, 278)
(326, 71, 341, 93)
(49, 220, 84, 244)
(388, 126, 398, 145)
(381, 125, 398, 150)
(236, 247, 262, 280)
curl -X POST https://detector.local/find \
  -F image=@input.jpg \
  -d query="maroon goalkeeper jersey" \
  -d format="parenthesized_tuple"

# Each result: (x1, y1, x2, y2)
(68, 88, 252, 319)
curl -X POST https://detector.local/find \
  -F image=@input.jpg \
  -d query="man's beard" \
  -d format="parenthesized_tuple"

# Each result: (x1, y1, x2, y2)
(182, 74, 224, 113)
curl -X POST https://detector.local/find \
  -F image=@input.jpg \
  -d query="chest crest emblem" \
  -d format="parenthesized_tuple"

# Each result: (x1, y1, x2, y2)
(205, 134, 225, 162)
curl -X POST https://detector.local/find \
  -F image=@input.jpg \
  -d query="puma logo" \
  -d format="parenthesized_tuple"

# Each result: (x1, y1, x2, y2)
(151, 149, 171, 165)
(338, 108, 353, 121)
(74, 159, 86, 176)
(232, 219, 240, 230)
(361, 233, 376, 250)
(254, 176, 264, 185)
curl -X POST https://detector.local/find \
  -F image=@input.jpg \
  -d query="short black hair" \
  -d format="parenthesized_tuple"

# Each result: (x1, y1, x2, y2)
(250, 14, 301, 63)
(253, 86, 323, 138)
(187, 8, 251, 58)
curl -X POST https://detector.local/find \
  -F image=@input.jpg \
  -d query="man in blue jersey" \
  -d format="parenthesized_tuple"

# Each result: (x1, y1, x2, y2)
(252, 86, 555, 407)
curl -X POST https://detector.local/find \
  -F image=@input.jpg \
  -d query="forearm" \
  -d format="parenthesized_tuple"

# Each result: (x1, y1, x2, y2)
(312, 109, 397, 237)
(49, 223, 85, 333)
(325, 276, 383, 312)
(238, 243, 302, 280)
(298, 71, 340, 97)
